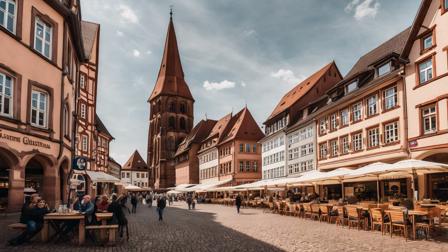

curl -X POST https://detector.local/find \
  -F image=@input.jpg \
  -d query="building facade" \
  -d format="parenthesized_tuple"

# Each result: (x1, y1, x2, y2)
(401, 0, 448, 200)
(198, 107, 264, 186)
(147, 13, 194, 189)
(316, 29, 410, 172)
(121, 150, 149, 188)
(0, 0, 86, 212)
(261, 62, 342, 180)
(107, 156, 121, 179)
(285, 121, 316, 177)
(174, 119, 216, 185)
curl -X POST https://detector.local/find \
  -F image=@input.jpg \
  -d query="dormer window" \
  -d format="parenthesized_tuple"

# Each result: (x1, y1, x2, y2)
(345, 81, 358, 95)
(377, 61, 391, 77)
(422, 34, 432, 50)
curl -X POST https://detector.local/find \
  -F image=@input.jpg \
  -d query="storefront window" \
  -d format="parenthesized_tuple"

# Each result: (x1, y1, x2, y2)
(429, 173, 448, 201)
(383, 179, 407, 199)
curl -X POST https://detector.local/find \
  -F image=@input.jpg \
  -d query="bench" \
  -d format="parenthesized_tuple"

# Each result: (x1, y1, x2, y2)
(8, 223, 27, 230)
(85, 224, 119, 244)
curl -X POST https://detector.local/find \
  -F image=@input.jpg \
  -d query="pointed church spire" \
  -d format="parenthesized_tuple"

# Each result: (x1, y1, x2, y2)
(149, 11, 194, 101)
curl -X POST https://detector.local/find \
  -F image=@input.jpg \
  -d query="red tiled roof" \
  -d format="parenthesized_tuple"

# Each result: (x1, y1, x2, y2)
(267, 62, 335, 121)
(175, 119, 217, 156)
(149, 17, 193, 101)
(220, 107, 264, 144)
(122, 150, 148, 170)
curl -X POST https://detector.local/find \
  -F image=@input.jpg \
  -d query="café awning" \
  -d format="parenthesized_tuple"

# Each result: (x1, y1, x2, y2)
(86, 171, 120, 183)
(184, 178, 233, 192)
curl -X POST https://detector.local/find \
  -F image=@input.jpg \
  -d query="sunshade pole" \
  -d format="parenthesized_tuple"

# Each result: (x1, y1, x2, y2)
(376, 175, 380, 204)
(341, 180, 344, 200)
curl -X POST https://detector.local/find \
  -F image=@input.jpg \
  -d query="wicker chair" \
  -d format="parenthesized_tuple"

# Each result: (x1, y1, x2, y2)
(310, 204, 320, 221)
(335, 206, 348, 227)
(319, 205, 329, 223)
(388, 210, 410, 240)
(303, 203, 312, 219)
(370, 208, 389, 235)
(346, 206, 361, 230)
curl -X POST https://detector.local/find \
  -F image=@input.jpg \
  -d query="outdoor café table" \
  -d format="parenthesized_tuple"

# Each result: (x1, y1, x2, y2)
(420, 204, 437, 208)
(408, 210, 429, 240)
(41, 212, 85, 245)
(96, 212, 113, 241)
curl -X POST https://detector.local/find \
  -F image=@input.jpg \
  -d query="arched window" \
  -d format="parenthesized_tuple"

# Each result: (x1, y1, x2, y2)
(180, 117, 186, 130)
(169, 102, 176, 112)
(63, 104, 70, 137)
(168, 116, 175, 129)
(180, 103, 187, 114)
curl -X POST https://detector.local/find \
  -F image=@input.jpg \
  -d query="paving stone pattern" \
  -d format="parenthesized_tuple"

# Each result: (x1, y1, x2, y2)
(1, 202, 447, 252)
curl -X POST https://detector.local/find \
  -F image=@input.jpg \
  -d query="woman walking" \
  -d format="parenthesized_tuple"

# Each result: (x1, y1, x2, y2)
(235, 194, 242, 214)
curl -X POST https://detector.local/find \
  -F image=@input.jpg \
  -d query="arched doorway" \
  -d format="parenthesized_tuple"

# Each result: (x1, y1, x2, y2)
(423, 153, 448, 201)
(25, 158, 44, 195)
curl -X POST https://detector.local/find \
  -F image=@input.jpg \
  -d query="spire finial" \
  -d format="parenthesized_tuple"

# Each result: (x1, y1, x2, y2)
(169, 5, 173, 19)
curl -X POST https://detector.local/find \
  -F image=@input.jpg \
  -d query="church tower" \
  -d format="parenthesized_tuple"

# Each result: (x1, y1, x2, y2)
(147, 11, 194, 189)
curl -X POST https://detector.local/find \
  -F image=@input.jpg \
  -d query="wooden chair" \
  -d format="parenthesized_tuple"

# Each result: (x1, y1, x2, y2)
(285, 203, 294, 216)
(346, 206, 361, 230)
(335, 206, 348, 227)
(319, 205, 329, 223)
(296, 204, 304, 218)
(303, 203, 312, 219)
(388, 210, 410, 240)
(277, 201, 285, 215)
(310, 204, 320, 221)
(370, 208, 389, 235)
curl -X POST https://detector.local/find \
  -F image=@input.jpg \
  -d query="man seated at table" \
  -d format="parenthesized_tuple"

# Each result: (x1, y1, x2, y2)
(8, 195, 50, 246)
(96, 195, 109, 213)
(74, 195, 95, 224)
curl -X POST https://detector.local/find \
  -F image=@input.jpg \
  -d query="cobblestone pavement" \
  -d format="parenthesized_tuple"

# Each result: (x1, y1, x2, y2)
(1, 202, 448, 252)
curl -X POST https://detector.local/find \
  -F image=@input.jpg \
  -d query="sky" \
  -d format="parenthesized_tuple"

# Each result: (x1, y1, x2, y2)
(80, 0, 421, 165)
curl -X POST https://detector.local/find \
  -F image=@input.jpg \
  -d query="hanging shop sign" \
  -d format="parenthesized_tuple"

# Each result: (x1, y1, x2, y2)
(72, 157, 87, 171)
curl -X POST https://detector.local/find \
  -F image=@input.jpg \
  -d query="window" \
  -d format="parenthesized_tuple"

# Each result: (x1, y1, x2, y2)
(245, 161, 250, 172)
(418, 58, 433, 84)
(30, 90, 48, 128)
(168, 116, 175, 129)
(0, 0, 16, 33)
(384, 121, 399, 144)
(340, 108, 349, 126)
(169, 102, 176, 112)
(352, 102, 362, 122)
(80, 103, 86, 119)
(239, 161, 243, 172)
(80, 74, 86, 89)
(253, 144, 257, 153)
(367, 127, 379, 148)
(330, 113, 338, 131)
(330, 139, 338, 157)
(421, 105, 437, 134)
(367, 95, 378, 116)
(445, 0, 448, 10)
(136, 173, 140, 178)
(345, 81, 358, 94)
(319, 118, 327, 135)
(0, 73, 13, 117)
(239, 144, 244, 152)
(422, 33, 433, 50)
(34, 17, 52, 59)
(81, 135, 88, 152)
(179, 103, 186, 114)
(253, 161, 257, 172)
(245, 144, 250, 153)
(340, 135, 349, 154)
(377, 61, 391, 77)
(179, 117, 186, 130)
(126, 172, 130, 178)
(384, 86, 397, 110)
(319, 143, 327, 160)
(352, 132, 363, 152)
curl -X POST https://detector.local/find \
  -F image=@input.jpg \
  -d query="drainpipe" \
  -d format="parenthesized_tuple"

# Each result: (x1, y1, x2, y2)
(57, 69, 67, 160)
(400, 65, 411, 159)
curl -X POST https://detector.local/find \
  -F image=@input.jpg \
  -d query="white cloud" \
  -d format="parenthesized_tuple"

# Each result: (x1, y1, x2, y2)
(118, 4, 139, 24)
(270, 69, 301, 84)
(345, 0, 380, 20)
(243, 29, 256, 37)
(116, 30, 123, 37)
(133, 49, 141, 57)
(203, 80, 236, 91)
(241, 81, 247, 87)
(146, 50, 152, 55)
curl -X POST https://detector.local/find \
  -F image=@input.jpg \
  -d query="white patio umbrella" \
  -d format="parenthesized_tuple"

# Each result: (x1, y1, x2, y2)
(384, 159, 448, 201)
(311, 168, 354, 199)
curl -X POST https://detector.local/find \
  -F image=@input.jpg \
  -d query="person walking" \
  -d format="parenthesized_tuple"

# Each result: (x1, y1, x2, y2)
(157, 196, 167, 221)
(235, 194, 242, 214)
(130, 193, 138, 214)
(186, 194, 192, 210)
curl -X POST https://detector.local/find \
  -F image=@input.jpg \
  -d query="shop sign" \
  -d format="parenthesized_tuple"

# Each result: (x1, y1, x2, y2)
(409, 140, 418, 148)
(0, 130, 51, 149)
(72, 156, 87, 171)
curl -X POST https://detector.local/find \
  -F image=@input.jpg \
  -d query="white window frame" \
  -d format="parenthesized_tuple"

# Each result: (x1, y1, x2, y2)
(341, 136, 349, 154)
(345, 81, 358, 94)
(377, 61, 391, 77)
(0, 0, 16, 33)
(80, 103, 86, 119)
(352, 133, 363, 151)
(330, 113, 337, 130)
(34, 17, 52, 59)
(80, 74, 86, 89)
(30, 90, 48, 128)
(384, 86, 397, 110)
(384, 121, 399, 144)
(422, 105, 437, 134)
(319, 119, 327, 134)
(422, 34, 433, 50)
(340, 108, 349, 126)
(0, 73, 13, 117)
(418, 59, 433, 84)
(367, 127, 379, 148)
(82, 135, 88, 152)
(367, 95, 377, 116)
(330, 140, 338, 157)
(352, 102, 362, 121)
